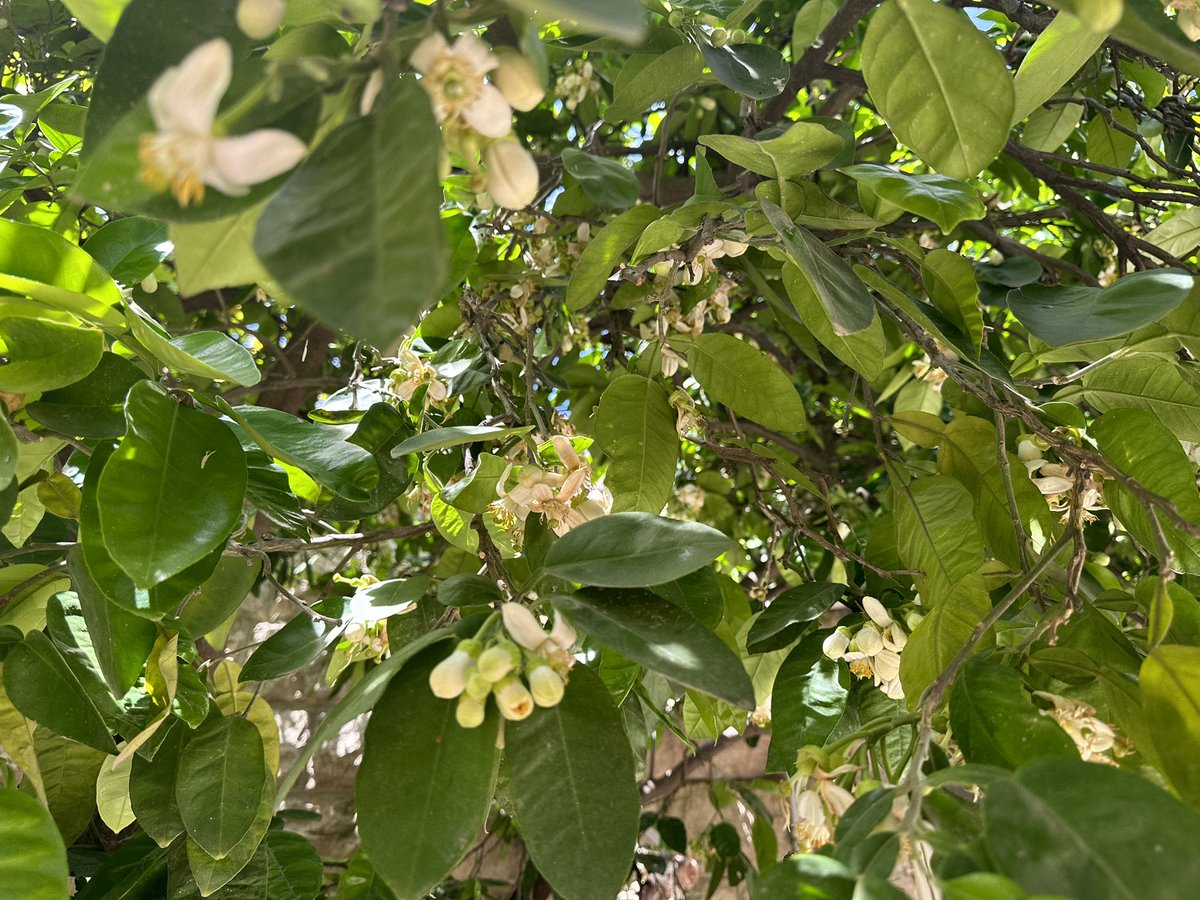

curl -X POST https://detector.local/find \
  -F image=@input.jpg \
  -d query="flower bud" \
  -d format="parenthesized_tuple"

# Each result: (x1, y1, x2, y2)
(853, 623, 884, 656)
(494, 676, 535, 720)
(429, 649, 474, 699)
(140, 273, 158, 293)
(528, 664, 565, 707)
(456, 694, 487, 728)
(484, 140, 539, 210)
(360, 69, 384, 116)
(1017, 439, 1041, 462)
(861, 596, 892, 628)
(710, 27, 729, 46)
(236, 0, 286, 39)
(477, 640, 520, 682)
(548, 612, 576, 652)
(905, 610, 925, 631)
(493, 50, 545, 112)
(465, 669, 492, 701)
(502, 602, 549, 653)
(822, 628, 851, 660)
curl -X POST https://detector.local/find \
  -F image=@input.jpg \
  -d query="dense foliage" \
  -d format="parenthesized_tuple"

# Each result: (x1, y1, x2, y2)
(4, 0, 1200, 896)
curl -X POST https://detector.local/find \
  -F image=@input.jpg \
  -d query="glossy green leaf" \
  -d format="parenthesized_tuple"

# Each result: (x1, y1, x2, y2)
(0, 789, 70, 899)
(61, 0, 131, 41)
(356, 648, 499, 899)
(126, 304, 261, 386)
(763, 199, 875, 335)
(603, 45, 704, 124)
(240, 601, 344, 682)
(984, 759, 1200, 897)
(765, 634, 850, 774)
(648, 567, 725, 629)
(0, 415, 15, 488)
(185, 773, 274, 895)
(561, 148, 640, 209)
(894, 476, 985, 602)
(227, 403, 378, 500)
(97, 382, 246, 587)
(504, 0, 644, 44)
(1071, 356, 1200, 441)
(542, 512, 732, 587)
(439, 453, 508, 514)
(949, 657, 1075, 768)
(700, 122, 844, 180)
(687, 332, 807, 432)
(566, 205, 661, 310)
(921, 249, 984, 353)
(898, 575, 991, 703)
(129, 717, 188, 847)
(1008, 269, 1193, 346)
(594, 374, 679, 514)
(24, 352, 145, 439)
(83, 216, 169, 284)
(862, 0, 1015, 179)
(552, 588, 756, 708)
(1146, 207, 1200, 258)
(1141, 645, 1200, 807)
(176, 715, 267, 859)
(782, 263, 886, 380)
(0, 317, 104, 393)
(255, 80, 446, 345)
(176, 554, 262, 639)
(1022, 100, 1084, 151)
(391, 424, 532, 457)
(747, 584, 844, 654)
(33, 728, 107, 842)
(841, 165, 986, 234)
(699, 40, 789, 99)
(170, 202, 273, 295)
(3, 630, 117, 753)
(1011, 12, 1107, 122)
(1085, 108, 1138, 169)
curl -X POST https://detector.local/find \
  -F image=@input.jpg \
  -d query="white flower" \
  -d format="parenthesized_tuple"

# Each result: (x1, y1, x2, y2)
(429, 647, 476, 699)
(236, 0, 285, 39)
(793, 767, 857, 852)
(389, 348, 449, 405)
(494, 676, 535, 720)
(477, 642, 519, 682)
(1017, 439, 1042, 462)
(852, 623, 884, 656)
(528, 664, 565, 707)
(493, 50, 545, 111)
(861, 596, 892, 628)
(410, 32, 512, 137)
(822, 628, 851, 660)
(484, 139, 540, 210)
(1036, 691, 1119, 762)
(138, 39, 306, 206)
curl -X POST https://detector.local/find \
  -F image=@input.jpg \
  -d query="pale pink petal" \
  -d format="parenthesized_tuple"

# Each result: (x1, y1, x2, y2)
(463, 84, 512, 137)
(410, 32, 449, 75)
(452, 32, 497, 74)
(208, 129, 307, 194)
(149, 38, 232, 135)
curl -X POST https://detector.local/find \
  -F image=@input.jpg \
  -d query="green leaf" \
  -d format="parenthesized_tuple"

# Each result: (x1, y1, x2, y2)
(176, 554, 262, 639)
(240, 601, 344, 682)
(686, 332, 807, 432)
(1145, 207, 1200, 259)
(700, 122, 844, 181)
(1010, 270, 1193, 347)
(1011, 12, 1107, 123)
(185, 773, 274, 895)
(170, 202, 273, 295)
(603, 45, 705, 124)
(0, 789, 69, 899)
(782, 263, 886, 380)
(338, 852, 399, 900)
(949, 657, 1076, 768)
(1141, 645, 1200, 807)
(225, 403, 378, 500)
(391, 424, 532, 457)
(594, 374, 679, 514)
(552, 588, 756, 708)
(0, 219, 125, 328)
(898, 574, 990, 703)
(503, 0, 645, 44)
(699, 40, 789, 99)
(2, 630, 117, 753)
(129, 717, 188, 847)
(255, 80, 446, 345)
(566, 205, 661, 311)
(840, 165, 985, 234)
(61, 0, 131, 40)
(1085, 108, 1138, 169)
(763, 199, 875, 335)
(862, 0, 1015, 179)
(97, 382, 247, 587)
(1070, 355, 1200, 441)
(921, 250, 984, 353)
(983, 758, 1200, 897)
(1092, 409, 1200, 574)
(0, 415, 16, 487)
(894, 476, 985, 602)
(1022, 100, 1084, 152)
(542, 512, 732, 587)
(83, 216, 169, 284)
(561, 149, 640, 209)
(439, 453, 509, 514)
(176, 715, 267, 859)
(765, 634, 851, 774)
(126, 304, 262, 386)
(747, 584, 844, 654)
(506, 664, 640, 900)
(33, 728, 107, 842)
(648, 567, 725, 629)
(356, 648, 500, 899)
(24, 352, 146, 439)
(275, 629, 450, 802)
(0, 317, 104, 393)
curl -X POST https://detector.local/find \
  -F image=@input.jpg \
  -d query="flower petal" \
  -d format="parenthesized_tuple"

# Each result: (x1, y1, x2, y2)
(149, 38, 232, 135)
(208, 128, 307, 194)
(410, 32, 449, 75)
(463, 84, 512, 138)
(452, 32, 498, 74)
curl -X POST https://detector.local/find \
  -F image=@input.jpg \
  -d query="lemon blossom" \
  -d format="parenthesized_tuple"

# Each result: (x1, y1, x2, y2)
(823, 597, 908, 700)
(483, 139, 540, 210)
(1035, 691, 1120, 763)
(456, 694, 487, 728)
(500, 602, 576, 670)
(492, 436, 611, 536)
(492, 50, 545, 112)
(236, 0, 286, 39)
(527, 663, 566, 707)
(138, 38, 306, 207)
(792, 764, 857, 851)
(410, 32, 512, 138)
(494, 675, 535, 720)
(389, 348, 449, 405)
(429, 640, 481, 698)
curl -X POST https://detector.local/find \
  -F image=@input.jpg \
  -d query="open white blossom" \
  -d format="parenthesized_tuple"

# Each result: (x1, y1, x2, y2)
(389, 348, 449, 405)
(138, 39, 306, 206)
(492, 436, 611, 536)
(410, 32, 512, 138)
(793, 764, 857, 851)
(823, 597, 907, 699)
(1035, 691, 1120, 763)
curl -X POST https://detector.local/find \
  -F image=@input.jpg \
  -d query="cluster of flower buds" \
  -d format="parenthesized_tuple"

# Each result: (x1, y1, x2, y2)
(822, 596, 914, 700)
(428, 602, 577, 727)
(1017, 436, 1105, 521)
(409, 31, 545, 209)
(553, 58, 600, 112)
(492, 435, 612, 539)
(326, 617, 389, 684)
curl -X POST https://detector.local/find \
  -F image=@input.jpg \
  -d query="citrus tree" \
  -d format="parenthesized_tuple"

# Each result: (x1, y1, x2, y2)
(3, 0, 1200, 897)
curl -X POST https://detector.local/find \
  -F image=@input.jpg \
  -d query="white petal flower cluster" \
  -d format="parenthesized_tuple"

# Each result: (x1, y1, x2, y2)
(137, 39, 307, 206)
(553, 58, 599, 112)
(1017, 438, 1105, 520)
(493, 435, 612, 538)
(428, 603, 577, 727)
(823, 596, 908, 700)
(1035, 691, 1122, 763)
(410, 32, 544, 210)
(792, 763, 858, 852)
(388, 348, 449, 407)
